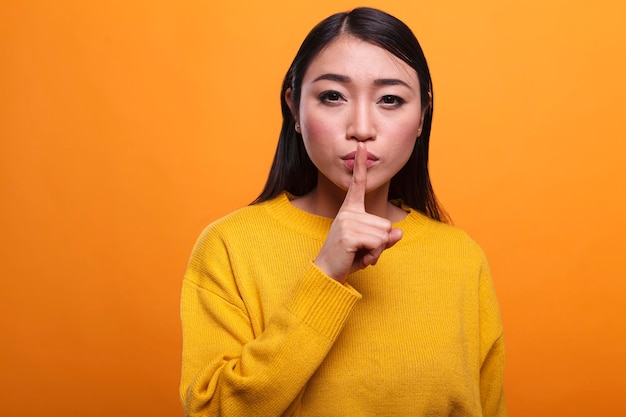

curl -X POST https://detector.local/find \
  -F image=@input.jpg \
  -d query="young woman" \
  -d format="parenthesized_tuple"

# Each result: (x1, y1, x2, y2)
(180, 7, 506, 416)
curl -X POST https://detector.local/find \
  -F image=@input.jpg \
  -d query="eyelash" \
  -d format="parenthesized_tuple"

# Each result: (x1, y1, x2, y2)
(319, 90, 344, 104)
(318, 91, 405, 108)
(379, 95, 405, 107)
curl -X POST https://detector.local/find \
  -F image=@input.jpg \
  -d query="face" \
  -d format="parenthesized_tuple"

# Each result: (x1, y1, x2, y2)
(287, 34, 425, 196)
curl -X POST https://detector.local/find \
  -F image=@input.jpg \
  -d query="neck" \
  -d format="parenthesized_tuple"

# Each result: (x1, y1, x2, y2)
(293, 175, 395, 220)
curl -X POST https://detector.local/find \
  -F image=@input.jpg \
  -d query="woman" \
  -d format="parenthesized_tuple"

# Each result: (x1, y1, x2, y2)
(180, 7, 506, 416)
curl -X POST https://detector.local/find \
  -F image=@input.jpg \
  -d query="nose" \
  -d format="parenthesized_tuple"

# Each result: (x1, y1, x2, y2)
(346, 101, 376, 141)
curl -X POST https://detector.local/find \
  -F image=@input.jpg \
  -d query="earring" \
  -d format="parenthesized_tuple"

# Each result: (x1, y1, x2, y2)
(295, 122, 301, 133)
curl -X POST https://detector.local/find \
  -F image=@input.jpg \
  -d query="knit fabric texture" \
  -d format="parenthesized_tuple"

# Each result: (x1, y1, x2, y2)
(180, 192, 506, 416)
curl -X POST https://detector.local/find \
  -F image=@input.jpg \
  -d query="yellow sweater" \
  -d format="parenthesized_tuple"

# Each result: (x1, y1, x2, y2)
(180, 193, 506, 416)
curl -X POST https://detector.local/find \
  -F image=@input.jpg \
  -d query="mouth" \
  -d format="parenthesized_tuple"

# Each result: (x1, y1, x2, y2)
(341, 151, 379, 169)
(341, 150, 379, 161)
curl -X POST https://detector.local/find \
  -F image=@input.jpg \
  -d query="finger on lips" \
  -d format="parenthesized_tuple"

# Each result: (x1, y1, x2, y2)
(342, 142, 367, 210)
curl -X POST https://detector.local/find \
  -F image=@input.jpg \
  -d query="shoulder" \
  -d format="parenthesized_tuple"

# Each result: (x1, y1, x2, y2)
(402, 211, 488, 264)
(193, 192, 307, 248)
(408, 210, 482, 246)
(209, 202, 271, 231)
(431, 217, 482, 248)
(194, 199, 276, 246)
(185, 200, 279, 277)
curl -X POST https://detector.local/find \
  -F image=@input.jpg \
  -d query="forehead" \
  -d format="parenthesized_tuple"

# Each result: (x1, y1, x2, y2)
(303, 35, 419, 86)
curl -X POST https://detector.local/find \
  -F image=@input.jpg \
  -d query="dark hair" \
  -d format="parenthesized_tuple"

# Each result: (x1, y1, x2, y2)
(252, 7, 449, 222)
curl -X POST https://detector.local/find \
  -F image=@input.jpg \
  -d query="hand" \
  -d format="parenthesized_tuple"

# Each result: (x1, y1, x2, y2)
(314, 142, 403, 283)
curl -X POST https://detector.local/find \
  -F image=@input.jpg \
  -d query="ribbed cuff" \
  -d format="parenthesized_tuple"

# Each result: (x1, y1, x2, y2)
(285, 263, 362, 342)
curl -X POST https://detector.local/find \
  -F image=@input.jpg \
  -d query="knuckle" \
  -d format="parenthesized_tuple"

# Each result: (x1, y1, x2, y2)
(377, 229, 391, 244)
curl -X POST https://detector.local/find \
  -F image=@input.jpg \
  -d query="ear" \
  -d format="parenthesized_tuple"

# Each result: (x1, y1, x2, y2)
(285, 88, 301, 133)
(417, 90, 432, 135)
(285, 88, 296, 120)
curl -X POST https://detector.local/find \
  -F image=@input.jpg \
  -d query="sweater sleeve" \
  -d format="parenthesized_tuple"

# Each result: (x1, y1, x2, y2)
(477, 255, 507, 417)
(180, 226, 361, 416)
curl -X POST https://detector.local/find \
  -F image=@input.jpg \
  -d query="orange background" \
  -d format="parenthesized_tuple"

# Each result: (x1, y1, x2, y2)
(2, 1, 625, 416)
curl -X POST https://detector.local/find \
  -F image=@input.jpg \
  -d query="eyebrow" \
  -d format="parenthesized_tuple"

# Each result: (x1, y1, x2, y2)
(312, 73, 411, 88)
(313, 73, 350, 83)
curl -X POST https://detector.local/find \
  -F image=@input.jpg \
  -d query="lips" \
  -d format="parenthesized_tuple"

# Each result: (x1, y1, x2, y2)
(341, 151, 379, 169)
(340, 151, 379, 162)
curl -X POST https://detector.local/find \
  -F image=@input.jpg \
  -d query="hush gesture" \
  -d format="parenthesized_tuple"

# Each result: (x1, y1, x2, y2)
(314, 142, 403, 283)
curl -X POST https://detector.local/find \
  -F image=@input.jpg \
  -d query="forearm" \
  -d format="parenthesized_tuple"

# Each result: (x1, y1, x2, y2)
(181, 264, 361, 416)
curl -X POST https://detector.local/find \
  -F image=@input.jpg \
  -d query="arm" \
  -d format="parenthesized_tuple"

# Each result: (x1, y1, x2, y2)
(480, 335, 506, 416)
(180, 229, 361, 416)
(478, 255, 507, 417)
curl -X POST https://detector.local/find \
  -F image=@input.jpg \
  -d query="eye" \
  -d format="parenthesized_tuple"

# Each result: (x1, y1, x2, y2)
(319, 90, 345, 104)
(379, 95, 405, 107)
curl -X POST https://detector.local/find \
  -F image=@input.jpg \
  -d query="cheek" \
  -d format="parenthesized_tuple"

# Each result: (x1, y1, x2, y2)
(301, 111, 338, 143)
(391, 138, 417, 168)
(383, 122, 420, 170)
(300, 110, 342, 157)
(386, 119, 421, 149)
(395, 114, 422, 140)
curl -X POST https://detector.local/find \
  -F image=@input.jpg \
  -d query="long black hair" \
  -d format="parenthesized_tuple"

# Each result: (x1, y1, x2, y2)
(252, 7, 449, 223)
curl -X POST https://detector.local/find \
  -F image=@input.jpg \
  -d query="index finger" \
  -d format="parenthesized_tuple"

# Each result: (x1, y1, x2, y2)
(342, 142, 367, 210)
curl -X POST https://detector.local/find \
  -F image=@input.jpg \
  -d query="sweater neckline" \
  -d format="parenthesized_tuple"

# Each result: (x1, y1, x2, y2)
(261, 192, 431, 242)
